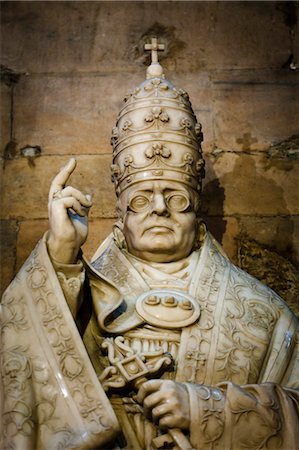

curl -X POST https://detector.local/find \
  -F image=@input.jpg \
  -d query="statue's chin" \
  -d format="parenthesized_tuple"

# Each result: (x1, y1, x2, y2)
(124, 226, 196, 262)
(127, 243, 193, 263)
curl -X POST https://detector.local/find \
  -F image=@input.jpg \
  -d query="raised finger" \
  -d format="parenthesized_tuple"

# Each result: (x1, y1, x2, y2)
(136, 379, 163, 405)
(49, 158, 77, 199)
(60, 186, 92, 207)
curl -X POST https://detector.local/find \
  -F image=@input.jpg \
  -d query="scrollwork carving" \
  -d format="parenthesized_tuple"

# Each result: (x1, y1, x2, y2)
(1, 245, 112, 442)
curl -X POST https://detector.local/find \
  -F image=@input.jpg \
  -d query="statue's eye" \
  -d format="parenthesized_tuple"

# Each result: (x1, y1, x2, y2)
(166, 193, 190, 212)
(129, 195, 150, 212)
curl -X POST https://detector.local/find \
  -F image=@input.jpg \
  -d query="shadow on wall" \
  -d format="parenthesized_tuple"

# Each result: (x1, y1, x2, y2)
(201, 155, 226, 244)
(201, 151, 296, 266)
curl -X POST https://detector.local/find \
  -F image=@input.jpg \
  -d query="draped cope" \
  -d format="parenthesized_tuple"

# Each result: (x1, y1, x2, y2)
(1, 232, 298, 449)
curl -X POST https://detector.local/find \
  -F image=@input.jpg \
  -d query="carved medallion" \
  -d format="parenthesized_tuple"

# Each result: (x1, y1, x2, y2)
(135, 289, 200, 329)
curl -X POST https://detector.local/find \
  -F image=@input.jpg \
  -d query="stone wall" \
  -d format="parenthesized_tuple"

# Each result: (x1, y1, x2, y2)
(1, 1, 298, 296)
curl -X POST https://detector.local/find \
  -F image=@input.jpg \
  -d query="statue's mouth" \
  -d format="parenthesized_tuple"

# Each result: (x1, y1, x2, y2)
(146, 225, 173, 233)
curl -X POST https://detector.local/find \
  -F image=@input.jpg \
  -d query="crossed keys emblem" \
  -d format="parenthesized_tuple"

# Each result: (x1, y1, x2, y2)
(99, 336, 194, 450)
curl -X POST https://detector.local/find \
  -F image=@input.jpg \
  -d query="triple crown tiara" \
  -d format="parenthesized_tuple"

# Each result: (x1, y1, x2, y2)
(110, 38, 205, 197)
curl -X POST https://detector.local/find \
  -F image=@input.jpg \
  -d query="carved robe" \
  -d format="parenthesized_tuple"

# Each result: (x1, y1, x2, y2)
(85, 232, 299, 449)
(1, 232, 299, 449)
(0, 237, 120, 450)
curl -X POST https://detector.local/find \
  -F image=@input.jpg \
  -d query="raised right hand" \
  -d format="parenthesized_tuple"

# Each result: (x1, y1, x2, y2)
(47, 158, 92, 264)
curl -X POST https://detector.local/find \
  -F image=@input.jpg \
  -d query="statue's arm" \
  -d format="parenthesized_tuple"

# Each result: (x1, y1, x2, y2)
(45, 158, 92, 320)
(184, 326, 299, 450)
(137, 318, 299, 449)
(185, 378, 299, 449)
(137, 375, 299, 449)
(50, 252, 85, 319)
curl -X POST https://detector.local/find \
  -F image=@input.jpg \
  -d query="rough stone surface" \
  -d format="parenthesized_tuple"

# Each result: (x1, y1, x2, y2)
(11, 72, 299, 158)
(236, 216, 299, 267)
(82, 218, 116, 260)
(267, 135, 299, 161)
(237, 236, 299, 317)
(13, 74, 139, 155)
(202, 153, 299, 216)
(0, 83, 12, 157)
(16, 219, 48, 273)
(14, 218, 116, 285)
(12, 71, 216, 155)
(1, 0, 298, 293)
(204, 216, 239, 264)
(0, 220, 18, 295)
(1, 155, 116, 220)
(213, 84, 299, 152)
(1, 2, 291, 73)
(205, 215, 299, 268)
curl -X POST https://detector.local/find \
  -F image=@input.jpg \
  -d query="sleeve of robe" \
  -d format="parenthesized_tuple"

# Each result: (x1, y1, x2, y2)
(185, 320, 299, 450)
(0, 235, 120, 450)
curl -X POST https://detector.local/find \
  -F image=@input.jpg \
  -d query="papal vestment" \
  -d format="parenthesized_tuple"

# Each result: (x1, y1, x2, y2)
(1, 232, 299, 449)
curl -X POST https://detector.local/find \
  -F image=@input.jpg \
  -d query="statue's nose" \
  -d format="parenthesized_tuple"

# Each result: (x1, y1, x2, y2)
(150, 194, 169, 216)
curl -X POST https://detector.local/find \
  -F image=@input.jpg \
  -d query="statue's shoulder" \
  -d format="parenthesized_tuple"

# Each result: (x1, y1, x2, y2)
(206, 232, 298, 323)
(89, 233, 124, 277)
(1, 235, 49, 301)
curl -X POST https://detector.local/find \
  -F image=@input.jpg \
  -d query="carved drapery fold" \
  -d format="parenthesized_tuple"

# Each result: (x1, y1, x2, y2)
(0, 236, 119, 450)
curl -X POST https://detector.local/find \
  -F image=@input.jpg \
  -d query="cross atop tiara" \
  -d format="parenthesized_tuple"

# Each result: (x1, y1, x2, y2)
(144, 37, 165, 64)
(144, 37, 165, 79)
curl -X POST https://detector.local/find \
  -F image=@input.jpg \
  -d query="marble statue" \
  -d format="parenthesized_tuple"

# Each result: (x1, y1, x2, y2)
(1, 39, 299, 450)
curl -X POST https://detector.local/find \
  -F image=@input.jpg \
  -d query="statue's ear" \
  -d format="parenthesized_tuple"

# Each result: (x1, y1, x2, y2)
(193, 218, 207, 251)
(112, 220, 128, 251)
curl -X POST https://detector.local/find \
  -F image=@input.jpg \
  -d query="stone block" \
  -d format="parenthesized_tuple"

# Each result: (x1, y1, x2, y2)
(1, 2, 290, 73)
(16, 219, 48, 272)
(0, 83, 12, 156)
(174, 70, 299, 155)
(13, 74, 142, 155)
(205, 214, 299, 269)
(202, 152, 299, 216)
(213, 83, 299, 151)
(173, 1, 290, 73)
(82, 218, 116, 261)
(237, 216, 299, 268)
(211, 69, 299, 86)
(12, 71, 299, 160)
(0, 220, 18, 295)
(1, 155, 117, 220)
(13, 71, 216, 156)
(15, 218, 116, 273)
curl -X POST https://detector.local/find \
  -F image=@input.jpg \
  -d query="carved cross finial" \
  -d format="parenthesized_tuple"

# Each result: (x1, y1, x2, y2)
(145, 38, 165, 64)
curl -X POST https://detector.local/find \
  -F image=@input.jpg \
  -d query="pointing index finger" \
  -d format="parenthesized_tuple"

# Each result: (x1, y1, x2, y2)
(49, 158, 77, 199)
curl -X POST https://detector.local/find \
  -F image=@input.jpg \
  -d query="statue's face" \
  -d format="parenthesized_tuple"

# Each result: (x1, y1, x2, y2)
(119, 180, 198, 263)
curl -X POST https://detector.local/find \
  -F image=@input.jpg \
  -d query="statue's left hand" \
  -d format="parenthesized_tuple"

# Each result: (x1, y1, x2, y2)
(136, 379, 190, 431)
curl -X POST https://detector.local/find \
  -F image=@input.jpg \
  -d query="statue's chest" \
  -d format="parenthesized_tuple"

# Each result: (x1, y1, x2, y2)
(99, 292, 275, 390)
(93, 244, 278, 387)
(176, 277, 278, 386)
